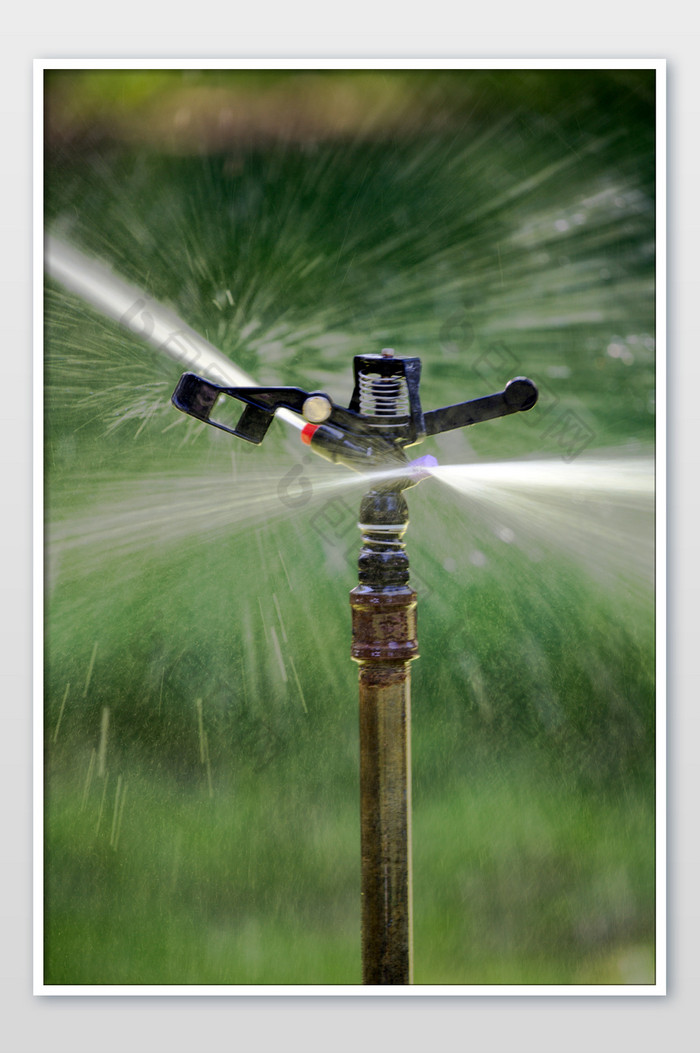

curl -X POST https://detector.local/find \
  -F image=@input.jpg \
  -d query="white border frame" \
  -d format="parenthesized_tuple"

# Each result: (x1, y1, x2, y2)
(33, 57, 666, 997)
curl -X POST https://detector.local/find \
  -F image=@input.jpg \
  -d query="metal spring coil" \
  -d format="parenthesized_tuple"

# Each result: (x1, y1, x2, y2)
(358, 371, 410, 419)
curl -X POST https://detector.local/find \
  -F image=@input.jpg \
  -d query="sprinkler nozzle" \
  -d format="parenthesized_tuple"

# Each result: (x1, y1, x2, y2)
(300, 421, 405, 472)
(408, 453, 438, 478)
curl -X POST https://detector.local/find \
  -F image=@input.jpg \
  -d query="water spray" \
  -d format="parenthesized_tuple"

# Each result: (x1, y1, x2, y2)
(173, 349, 537, 985)
(44, 235, 304, 433)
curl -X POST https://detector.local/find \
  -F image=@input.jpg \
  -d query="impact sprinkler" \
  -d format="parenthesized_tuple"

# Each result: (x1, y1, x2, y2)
(172, 349, 537, 985)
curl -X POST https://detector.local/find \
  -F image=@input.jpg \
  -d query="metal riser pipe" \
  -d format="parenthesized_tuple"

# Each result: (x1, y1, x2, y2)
(357, 659, 414, 984)
(351, 573, 418, 985)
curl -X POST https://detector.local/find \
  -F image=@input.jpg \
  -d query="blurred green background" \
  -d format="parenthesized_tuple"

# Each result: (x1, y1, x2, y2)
(43, 68, 656, 986)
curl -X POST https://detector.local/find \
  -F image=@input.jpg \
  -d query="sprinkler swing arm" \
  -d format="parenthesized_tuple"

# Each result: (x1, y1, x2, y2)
(171, 351, 538, 479)
(171, 350, 537, 985)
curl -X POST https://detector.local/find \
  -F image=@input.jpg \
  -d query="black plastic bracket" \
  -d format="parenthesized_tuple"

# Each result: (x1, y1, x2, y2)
(172, 373, 311, 444)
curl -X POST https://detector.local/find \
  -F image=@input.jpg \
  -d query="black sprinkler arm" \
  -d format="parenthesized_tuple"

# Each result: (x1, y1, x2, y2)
(172, 372, 384, 446)
(422, 377, 538, 436)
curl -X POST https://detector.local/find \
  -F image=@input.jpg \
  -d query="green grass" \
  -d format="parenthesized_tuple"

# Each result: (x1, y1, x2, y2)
(43, 68, 657, 986)
(45, 758, 362, 985)
(412, 766, 655, 985)
(44, 748, 654, 986)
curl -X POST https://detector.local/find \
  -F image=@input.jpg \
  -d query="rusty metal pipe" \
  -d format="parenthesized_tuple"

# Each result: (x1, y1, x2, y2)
(350, 489, 418, 984)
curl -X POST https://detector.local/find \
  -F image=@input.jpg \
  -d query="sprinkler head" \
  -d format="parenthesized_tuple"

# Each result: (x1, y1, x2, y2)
(172, 352, 538, 488)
